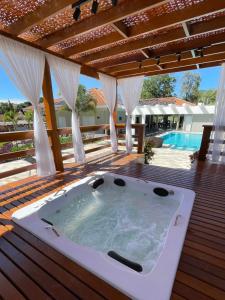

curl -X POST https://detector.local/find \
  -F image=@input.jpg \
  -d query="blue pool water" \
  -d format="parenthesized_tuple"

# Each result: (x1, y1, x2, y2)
(162, 132, 202, 151)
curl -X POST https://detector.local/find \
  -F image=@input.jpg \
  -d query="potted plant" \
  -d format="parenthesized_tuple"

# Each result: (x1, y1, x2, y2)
(144, 138, 155, 164)
(136, 138, 155, 165)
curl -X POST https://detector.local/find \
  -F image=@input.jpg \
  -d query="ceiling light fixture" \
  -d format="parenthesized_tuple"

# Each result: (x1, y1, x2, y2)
(73, 6, 81, 20)
(111, 0, 118, 5)
(72, 0, 117, 20)
(176, 52, 181, 62)
(91, 0, 99, 14)
(155, 56, 160, 65)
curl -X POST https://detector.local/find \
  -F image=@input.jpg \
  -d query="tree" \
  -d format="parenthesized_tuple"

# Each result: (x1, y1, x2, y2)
(181, 71, 201, 103)
(24, 111, 33, 129)
(198, 89, 217, 105)
(3, 110, 19, 131)
(0, 101, 14, 114)
(141, 74, 176, 99)
(61, 84, 96, 116)
(17, 101, 32, 111)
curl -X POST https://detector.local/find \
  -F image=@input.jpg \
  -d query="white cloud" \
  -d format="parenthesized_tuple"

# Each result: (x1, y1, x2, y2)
(0, 98, 26, 104)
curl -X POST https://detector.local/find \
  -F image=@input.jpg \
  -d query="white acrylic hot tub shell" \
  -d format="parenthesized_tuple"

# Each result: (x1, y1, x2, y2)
(12, 173, 195, 300)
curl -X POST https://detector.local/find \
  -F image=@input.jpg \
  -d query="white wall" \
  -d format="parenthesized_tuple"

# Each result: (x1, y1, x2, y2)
(183, 115, 193, 132)
(56, 111, 71, 127)
(190, 114, 214, 132)
(95, 107, 109, 125)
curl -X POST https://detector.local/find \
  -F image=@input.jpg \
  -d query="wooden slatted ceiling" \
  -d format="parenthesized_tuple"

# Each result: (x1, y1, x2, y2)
(57, 2, 225, 58)
(1, 153, 225, 299)
(0, 0, 225, 78)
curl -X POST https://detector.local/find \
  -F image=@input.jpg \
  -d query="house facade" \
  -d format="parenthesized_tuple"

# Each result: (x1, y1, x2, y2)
(132, 97, 215, 133)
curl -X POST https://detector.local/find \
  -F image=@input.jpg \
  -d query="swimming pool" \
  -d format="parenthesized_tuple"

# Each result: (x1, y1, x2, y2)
(162, 132, 202, 151)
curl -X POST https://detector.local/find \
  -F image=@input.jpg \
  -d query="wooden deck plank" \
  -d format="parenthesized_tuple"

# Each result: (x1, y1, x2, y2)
(0, 236, 78, 300)
(1, 231, 101, 300)
(0, 251, 51, 300)
(0, 153, 225, 299)
(0, 271, 26, 300)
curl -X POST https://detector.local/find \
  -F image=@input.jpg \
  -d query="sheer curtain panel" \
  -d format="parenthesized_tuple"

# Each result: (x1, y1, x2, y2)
(118, 76, 144, 153)
(47, 55, 85, 163)
(211, 63, 225, 163)
(99, 73, 118, 153)
(0, 35, 56, 176)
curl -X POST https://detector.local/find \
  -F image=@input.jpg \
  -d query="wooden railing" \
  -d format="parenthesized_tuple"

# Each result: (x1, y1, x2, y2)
(197, 125, 225, 161)
(0, 123, 145, 179)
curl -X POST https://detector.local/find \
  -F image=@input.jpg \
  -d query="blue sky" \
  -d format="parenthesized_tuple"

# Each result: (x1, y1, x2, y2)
(0, 64, 221, 102)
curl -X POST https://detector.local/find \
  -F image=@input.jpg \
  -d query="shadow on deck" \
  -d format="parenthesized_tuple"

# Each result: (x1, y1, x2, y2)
(0, 151, 224, 300)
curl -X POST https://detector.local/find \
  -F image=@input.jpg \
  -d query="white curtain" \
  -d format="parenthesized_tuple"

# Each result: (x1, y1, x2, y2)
(118, 76, 144, 153)
(0, 36, 56, 176)
(47, 55, 85, 163)
(99, 73, 118, 153)
(211, 63, 225, 163)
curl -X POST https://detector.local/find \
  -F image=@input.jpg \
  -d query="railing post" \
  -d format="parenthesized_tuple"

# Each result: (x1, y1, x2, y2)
(42, 59, 64, 172)
(136, 124, 145, 154)
(198, 125, 213, 161)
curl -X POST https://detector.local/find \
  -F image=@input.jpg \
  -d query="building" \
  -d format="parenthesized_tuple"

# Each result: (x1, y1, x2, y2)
(133, 97, 215, 134)
(56, 88, 126, 127)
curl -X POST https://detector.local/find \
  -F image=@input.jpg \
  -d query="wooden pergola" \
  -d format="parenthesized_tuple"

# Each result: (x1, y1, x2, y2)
(0, 0, 224, 174)
(0, 0, 225, 80)
(0, 0, 225, 176)
(1, 2, 225, 299)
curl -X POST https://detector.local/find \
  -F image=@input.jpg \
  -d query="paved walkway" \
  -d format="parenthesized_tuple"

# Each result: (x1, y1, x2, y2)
(150, 146, 193, 170)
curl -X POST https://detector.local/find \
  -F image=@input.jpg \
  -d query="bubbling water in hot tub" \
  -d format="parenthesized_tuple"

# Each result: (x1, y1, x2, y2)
(43, 181, 180, 273)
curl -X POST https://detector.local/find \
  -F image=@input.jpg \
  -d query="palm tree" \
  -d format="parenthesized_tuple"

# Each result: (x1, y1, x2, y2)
(3, 110, 19, 131)
(24, 111, 33, 129)
(61, 84, 96, 116)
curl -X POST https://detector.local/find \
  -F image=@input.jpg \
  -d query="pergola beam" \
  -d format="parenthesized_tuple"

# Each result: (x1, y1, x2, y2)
(117, 60, 225, 78)
(36, 0, 169, 48)
(104, 43, 225, 74)
(112, 21, 150, 59)
(182, 22, 199, 69)
(61, 32, 124, 57)
(77, 16, 225, 63)
(128, 0, 225, 37)
(7, 0, 76, 35)
(62, 1, 225, 59)
(115, 52, 225, 78)
(0, 30, 105, 80)
(111, 21, 129, 39)
(78, 28, 186, 63)
(103, 52, 193, 74)
(118, 65, 198, 78)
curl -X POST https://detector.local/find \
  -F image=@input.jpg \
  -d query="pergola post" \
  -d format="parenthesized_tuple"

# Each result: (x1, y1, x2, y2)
(113, 81, 118, 125)
(42, 59, 64, 172)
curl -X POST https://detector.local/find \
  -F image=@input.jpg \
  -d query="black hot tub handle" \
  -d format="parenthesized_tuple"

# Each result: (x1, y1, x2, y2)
(107, 251, 143, 272)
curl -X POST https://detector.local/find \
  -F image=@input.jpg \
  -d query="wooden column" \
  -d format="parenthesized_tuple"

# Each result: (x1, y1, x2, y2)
(136, 124, 145, 154)
(198, 125, 213, 161)
(113, 82, 118, 124)
(113, 81, 118, 139)
(42, 59, 64, 172)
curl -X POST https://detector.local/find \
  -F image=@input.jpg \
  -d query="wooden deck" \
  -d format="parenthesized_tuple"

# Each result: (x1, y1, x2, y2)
(0, 151, 225, 300)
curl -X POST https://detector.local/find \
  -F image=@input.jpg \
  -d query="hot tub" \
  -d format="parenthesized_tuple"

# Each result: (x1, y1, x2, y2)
(12, 173, 195, 300)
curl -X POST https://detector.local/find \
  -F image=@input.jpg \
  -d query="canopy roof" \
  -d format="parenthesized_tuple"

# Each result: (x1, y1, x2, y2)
(0, 0, 225, 79)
